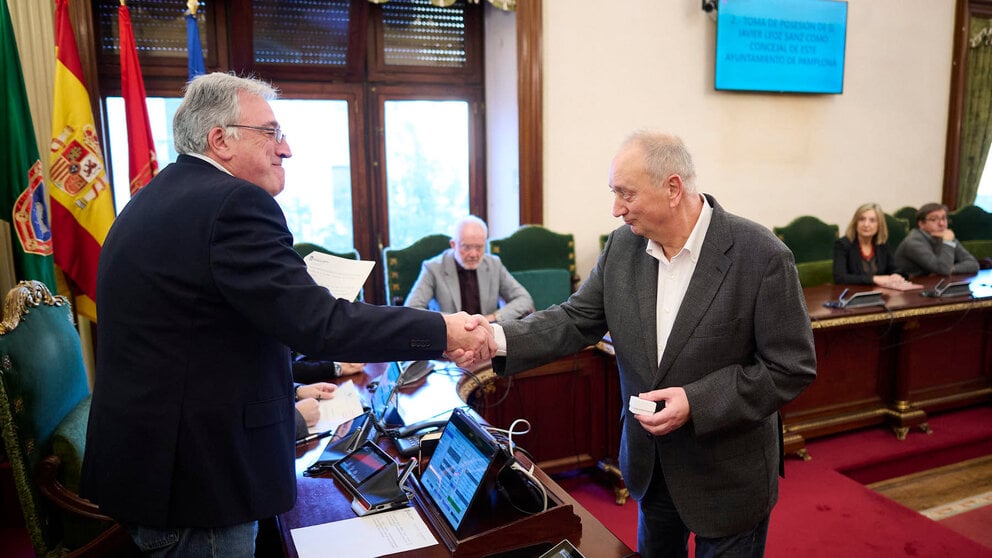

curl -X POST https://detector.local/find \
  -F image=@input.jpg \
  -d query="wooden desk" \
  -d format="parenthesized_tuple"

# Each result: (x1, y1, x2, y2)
(276, 363, 636, 558)
(784, 270, 992, 458)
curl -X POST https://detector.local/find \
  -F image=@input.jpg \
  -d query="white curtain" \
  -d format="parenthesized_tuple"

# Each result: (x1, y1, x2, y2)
(8, 0, 55, 176)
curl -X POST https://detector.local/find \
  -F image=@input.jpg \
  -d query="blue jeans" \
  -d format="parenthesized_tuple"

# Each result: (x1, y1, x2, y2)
(637, 459, 769, 558)
(125, 521, 258, 558)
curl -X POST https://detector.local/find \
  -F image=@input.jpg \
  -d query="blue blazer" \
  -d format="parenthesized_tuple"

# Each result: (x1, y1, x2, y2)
(82, 155, 446, 527)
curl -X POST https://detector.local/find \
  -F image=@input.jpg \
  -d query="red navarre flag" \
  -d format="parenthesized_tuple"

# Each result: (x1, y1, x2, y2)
(119, 1, 158, 195)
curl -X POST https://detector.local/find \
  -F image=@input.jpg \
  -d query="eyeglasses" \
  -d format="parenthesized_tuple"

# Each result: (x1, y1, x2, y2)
(457, 243, 485, 253)
(229, 124, 286, 144)
(925, 214, 948, 223)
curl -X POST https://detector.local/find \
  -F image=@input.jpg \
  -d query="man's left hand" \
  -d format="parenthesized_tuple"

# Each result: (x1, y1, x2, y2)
(296, 382, 336, 401)
(632, 387, 690, 436)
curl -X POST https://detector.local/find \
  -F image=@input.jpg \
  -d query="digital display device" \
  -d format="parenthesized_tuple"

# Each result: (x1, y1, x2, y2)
(418, 408, 502, 533)
(334, 442, 393, 487)
(715, 0, 848, 94)
(328, 441, 412, 516)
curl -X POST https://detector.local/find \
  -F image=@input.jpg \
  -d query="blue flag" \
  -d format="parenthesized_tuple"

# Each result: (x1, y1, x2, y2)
(187, 13, 205, 80)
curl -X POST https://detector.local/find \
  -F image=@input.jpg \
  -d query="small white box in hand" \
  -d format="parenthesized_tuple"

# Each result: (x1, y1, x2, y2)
(628, 395, 659, 415)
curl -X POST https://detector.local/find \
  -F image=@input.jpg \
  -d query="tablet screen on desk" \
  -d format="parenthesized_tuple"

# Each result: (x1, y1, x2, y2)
(333, 442, 394, 487)
(418, 408, 501, 533)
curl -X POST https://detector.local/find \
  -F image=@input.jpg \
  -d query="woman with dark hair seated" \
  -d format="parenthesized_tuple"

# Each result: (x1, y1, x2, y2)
(833, 202, 906, 287)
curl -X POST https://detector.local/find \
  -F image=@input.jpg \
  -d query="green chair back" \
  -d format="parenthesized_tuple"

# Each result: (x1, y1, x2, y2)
(599, 234, 609, 252)
(796, 260, 834, 288)
(884, 213, 910, 249)
(893, 206, 917, 226)
(948, 205, 992, 242)
(962, 239, 992, 260)
(773, 216, 839, 263)
(383, 234, 452, 305)
(510, 268, 572, 311)
(0, 281, 121, 555)
(488, 225, 577, 287)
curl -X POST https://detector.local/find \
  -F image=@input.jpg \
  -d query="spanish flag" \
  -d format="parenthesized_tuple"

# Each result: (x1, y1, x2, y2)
(119, 1, 158, 195)
(49, 0, 114, 322)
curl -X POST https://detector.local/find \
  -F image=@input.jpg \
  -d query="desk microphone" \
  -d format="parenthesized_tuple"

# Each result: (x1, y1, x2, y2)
(348, 360, 423, 452)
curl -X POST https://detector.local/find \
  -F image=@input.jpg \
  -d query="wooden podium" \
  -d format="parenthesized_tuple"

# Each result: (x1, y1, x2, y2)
(404, 460, 581, 558)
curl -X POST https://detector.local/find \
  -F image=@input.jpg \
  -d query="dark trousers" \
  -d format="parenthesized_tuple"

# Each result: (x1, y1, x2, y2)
(637, 459, 769, 558)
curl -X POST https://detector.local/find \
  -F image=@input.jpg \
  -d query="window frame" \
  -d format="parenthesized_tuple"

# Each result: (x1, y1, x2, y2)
(84, 0, 545, 304)
(367, 83, 487, 254)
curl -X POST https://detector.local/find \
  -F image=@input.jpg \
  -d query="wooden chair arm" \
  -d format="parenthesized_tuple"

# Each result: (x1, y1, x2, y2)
(36, 454, 114, 521)
(66, 523, 136, 558)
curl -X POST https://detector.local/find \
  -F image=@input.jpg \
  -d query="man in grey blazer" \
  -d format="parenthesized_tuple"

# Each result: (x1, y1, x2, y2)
(894, 202, 979, 277)
(490, 131, 816, 557)
(405, 215, 534, 322)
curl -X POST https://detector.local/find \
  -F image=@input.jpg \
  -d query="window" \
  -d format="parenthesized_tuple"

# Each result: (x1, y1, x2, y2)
(977, 158, 992, 210)
(383, 99, 470, 248)
(93, 0, 487, 303)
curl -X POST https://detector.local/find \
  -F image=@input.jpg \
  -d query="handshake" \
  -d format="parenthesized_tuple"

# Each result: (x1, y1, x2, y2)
(441, 312, 497, 367)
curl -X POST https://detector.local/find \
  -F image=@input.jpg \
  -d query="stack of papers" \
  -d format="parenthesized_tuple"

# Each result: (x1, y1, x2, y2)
(291, 507, 437, 558)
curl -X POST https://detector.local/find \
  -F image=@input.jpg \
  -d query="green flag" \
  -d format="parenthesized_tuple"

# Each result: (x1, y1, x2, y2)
(1, 0, 56, 291)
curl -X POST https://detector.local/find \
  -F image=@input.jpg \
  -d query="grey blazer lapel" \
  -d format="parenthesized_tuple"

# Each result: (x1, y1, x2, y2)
(629, 238, 660, 383)
(477, 257, 496, 311)
(441, 253, 462, 311)
(656, 200, 733, 385)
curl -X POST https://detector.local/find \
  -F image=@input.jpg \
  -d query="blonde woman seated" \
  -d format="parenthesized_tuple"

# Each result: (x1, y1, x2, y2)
(833, 203, 906, 287)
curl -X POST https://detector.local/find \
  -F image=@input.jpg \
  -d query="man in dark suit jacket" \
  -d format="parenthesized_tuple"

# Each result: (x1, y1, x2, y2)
(81, 72, 493, 555)
(490, 131, 816, 557)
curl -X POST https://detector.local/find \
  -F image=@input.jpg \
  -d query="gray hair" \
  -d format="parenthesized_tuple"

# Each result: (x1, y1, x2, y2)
(623, 130, 697, 193)
(452, 215, 488, 240)
(173, 72, 279, 155)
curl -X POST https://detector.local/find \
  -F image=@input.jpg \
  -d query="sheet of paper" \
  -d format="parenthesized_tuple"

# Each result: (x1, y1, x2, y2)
(304, 251, 375, 302)
(291, 507, 437, 558)
(310, 380, 365, 434)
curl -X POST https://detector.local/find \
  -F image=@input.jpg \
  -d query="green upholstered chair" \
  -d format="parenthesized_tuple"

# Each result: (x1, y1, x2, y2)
(510, 268, 572, 310)
(949, 205, 992, 262)
(948, 205, 992, 242)
(884, 213, 910, 250)
(382, 234, 452, 305)
(893, 206, 917, 227)
(795, 260, 834, 288)
(599, 234, 609, 252)
(488, 225, 579, 291)
(773, 216, 838, 289)
(772, 216, 839, 263)
(0, 281, 135, 557)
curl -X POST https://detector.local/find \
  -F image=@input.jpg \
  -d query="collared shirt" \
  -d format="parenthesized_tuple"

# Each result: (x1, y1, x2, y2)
(187, 152, 232, 175)
(647, 194, 713, 365)
(456, 263, 482, 315)
(493, 195, 714, 358)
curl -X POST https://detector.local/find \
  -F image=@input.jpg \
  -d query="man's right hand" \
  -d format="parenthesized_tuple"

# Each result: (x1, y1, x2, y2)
(442, 312, 495, 367)
(295, 399, 320, 427)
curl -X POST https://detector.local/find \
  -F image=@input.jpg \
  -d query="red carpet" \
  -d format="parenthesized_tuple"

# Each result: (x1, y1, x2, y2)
(558, 406, 992, 557)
